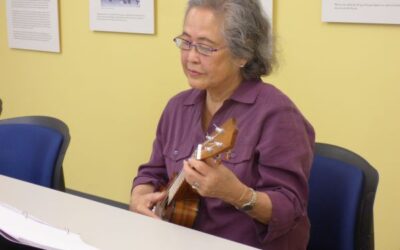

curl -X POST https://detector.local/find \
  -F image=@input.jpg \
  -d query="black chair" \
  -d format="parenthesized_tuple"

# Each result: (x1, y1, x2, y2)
(307, 142, 379, 250)
(0, 116, 70, 191)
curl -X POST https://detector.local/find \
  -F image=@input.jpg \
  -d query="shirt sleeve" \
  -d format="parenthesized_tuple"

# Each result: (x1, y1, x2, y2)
(254, 104, 315, 243)
(132, 110, 169, 191)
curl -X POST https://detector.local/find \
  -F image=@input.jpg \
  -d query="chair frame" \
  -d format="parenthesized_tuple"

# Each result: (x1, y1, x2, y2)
(313, 142, 379, 250)
(0, 116, 70, 191)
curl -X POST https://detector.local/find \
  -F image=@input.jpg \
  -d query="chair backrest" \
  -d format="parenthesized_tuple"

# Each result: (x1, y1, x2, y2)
(307, 143, 379, 250)
(0, 116, 70, 191)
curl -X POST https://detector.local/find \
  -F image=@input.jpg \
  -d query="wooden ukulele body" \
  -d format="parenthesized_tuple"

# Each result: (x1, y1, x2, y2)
(155, 181, 199, 227)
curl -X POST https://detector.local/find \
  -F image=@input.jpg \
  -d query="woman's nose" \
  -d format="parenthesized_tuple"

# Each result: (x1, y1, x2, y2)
(186, 46, 200, 63)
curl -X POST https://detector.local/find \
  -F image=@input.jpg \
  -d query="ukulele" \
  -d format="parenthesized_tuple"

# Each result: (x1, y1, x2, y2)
(154, 118, 238, 228)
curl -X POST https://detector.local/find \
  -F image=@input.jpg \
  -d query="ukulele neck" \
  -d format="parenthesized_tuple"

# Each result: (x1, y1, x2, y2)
(166, 144, 203, 204)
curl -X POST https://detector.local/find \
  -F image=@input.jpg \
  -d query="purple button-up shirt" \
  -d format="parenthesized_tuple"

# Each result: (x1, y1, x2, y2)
(133, 79, 315, 250)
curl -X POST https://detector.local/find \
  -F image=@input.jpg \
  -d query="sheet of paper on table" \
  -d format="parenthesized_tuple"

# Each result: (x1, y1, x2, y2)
(0, 202, 98, 250)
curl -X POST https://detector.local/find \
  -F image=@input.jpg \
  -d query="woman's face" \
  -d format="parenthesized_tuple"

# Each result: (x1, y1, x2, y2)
(180, 7, 245, 92)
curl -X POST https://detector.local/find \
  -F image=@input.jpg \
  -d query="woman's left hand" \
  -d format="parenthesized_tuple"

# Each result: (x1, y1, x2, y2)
(183, 158, 244, 203)
(184, 158, 273, 224)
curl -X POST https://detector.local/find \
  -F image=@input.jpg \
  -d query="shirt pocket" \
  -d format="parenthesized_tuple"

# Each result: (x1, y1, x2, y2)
(163, 144, 194, 178)
(221, 141, 256, 186)
(222, 141, 254, 166)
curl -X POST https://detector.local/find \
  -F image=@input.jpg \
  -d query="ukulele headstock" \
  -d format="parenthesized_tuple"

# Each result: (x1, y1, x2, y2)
(196, 118, 238, 160)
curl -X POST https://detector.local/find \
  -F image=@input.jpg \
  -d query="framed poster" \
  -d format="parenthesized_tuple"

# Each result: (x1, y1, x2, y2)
(322, 0, 400, 25)
(90, 0, 155, 34)
(6, 0, 60, 53)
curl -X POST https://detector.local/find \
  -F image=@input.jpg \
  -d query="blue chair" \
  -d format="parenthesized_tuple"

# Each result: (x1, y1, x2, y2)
(0, 116, 70, 191)
(307, 143, 379, 250)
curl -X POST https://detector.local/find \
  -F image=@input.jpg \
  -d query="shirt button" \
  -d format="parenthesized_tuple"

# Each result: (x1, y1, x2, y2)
(173, 150, 179, 155)
(230, 152, 236, 158)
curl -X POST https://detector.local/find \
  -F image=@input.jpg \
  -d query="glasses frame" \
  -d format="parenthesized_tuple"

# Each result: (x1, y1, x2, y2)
(173, 37, 224, 56)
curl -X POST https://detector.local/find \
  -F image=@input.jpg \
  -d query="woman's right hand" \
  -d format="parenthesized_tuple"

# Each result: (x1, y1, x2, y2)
(129, 184, 166, 219)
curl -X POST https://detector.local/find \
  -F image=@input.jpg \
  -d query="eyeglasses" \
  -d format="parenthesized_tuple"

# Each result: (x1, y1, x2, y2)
(173, 37, 224, 56)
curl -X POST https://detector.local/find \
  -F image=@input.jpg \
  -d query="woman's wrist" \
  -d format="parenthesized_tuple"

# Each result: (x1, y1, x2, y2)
(233, 186, 256, 211)
(131, 184, 155, 199)
(224, 183, 253, 209)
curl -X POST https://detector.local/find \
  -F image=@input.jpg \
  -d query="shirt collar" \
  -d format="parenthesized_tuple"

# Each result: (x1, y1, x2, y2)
(229, 78, 261, 104)
(183, 89, 205, 106)
(183, 78, 262, 106)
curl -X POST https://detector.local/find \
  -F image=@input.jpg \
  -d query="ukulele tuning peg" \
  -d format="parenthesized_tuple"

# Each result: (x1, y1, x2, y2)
(213, 124, 224, 133)
(225, 150, 233, 160)
(205, 146, 213, 152)
(206, 135, 213, 141)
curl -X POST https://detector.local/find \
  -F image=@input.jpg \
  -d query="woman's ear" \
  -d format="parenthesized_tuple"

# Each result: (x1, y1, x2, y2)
(234, 58, 247, 68)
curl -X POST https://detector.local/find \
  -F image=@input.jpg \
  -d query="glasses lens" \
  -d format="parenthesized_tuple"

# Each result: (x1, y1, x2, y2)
(197, 44, 213, 56)
(173, 37, 216, 56)
(173, 38, 181, 48)
(174, 38, 190, 50)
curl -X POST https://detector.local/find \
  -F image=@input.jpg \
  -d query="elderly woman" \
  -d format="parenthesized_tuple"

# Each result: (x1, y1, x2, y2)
(130, 0, 315, 249)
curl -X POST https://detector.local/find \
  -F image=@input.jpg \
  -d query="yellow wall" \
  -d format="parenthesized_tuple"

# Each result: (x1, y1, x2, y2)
(1, 1, 399, 249)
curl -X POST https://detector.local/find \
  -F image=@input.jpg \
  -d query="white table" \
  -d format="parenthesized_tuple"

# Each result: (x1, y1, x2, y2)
(0, 175, 257, 250)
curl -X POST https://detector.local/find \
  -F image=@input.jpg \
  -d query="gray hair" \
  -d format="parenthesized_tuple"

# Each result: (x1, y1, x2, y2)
(185, 0, 275, 79)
